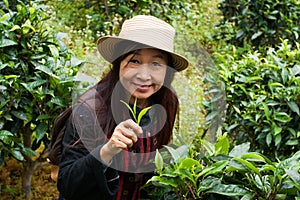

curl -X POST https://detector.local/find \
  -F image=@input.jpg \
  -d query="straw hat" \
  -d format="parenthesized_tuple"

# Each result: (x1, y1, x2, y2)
(97, 15, 189, 71)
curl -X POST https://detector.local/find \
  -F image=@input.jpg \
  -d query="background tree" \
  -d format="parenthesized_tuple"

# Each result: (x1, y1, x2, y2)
(215, 0, 300, 49)
(0, 1, 82, 197)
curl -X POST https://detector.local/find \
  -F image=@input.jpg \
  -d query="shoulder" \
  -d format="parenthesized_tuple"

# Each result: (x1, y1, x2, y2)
(76, 84, 106, 109)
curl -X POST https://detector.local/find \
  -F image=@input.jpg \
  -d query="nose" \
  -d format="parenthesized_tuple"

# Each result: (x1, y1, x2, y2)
(136, 64, 151, 81)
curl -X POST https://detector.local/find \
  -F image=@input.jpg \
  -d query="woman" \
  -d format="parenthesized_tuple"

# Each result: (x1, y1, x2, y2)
(57, 15, 189, 199)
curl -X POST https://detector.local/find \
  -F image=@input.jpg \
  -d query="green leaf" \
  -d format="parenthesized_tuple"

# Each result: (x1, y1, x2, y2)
(22, 19, 36, 33)
(275, 134, 282, 146)
(198, 177, 221, 193)
(21, 80, 47, 93)
(10, 25, 21, 31)
(287, 101, 300, 116)
(147, 176, 178, 187)
(137, 106, 151, 125)
(285, 169, 300, 185)
(262, 103, 270, 120)
(11, 110, 28, 121)
(48, 44, 59, 58)
(232, 157, 261, 175)
(240, 152, 266, 163)
(266, 133, 272, 146)
(179, 158, 201, 169)
(133, 97, 137, 119)
(50, 96, 65, 106)
(206, 183, 248, 196)
(4, 75, 19, 79)
(229, 142, 250, 157)
(246, 76, 263, 83)
(11, 149, 24, 161)
(70, 56, 84, 67)
(36, 122, 48, 142)
(175, 168, 196, 185)
(198, 160, 228, 178)
(119, 5, 130, 14)
(155, 149, 163, 173)
(120, 100, 137, 122)
(251, 31, 263, 40)
(22, 147, 36, 157)
(0, 130, 14, 144)
(202, 139, 215, 156)
(215, 133, 230, 155)
(31, 61, 59, 78)
(0, 38, 18, 47)
(36, 114, 51, 121)
(164, 145, 180, 162)
(273, 112, 292, 123)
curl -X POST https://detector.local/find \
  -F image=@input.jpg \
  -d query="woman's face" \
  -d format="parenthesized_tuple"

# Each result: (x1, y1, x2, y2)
(119, 48, 168, 103)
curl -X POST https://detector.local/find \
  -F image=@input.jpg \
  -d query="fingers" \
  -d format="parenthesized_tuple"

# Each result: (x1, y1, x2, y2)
(122, 119, 143, 137)
(109, 119, 143, 150)
(112, 128, 135, 148)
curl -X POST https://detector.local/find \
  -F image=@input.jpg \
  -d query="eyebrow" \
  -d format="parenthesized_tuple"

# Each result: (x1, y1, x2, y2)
(133, 51, 167, 60)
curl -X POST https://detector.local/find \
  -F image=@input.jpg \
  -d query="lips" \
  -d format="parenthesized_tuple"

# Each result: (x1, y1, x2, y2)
(132, 83, 153, 92)
(133, 82, 152, 87)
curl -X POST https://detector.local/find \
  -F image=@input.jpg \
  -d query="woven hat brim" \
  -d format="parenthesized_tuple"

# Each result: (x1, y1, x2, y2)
(97, 36, 189, 72)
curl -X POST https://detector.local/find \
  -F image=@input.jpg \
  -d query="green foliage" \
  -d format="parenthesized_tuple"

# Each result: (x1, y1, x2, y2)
(46, 0, 196, 38)
(0, 1, 81, 163)
(120, 98, 152, 125)
(215, 0, 300, 49)
(145, 134, 300, 199)
(214, 40, 300, 159)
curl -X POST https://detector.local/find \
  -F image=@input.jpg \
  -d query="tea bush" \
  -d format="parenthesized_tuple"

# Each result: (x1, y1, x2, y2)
(214, 40, 300, 159)
(145, 133, 300, 199)
(215, 0, 300, 49)
(0, 0, 82, 196)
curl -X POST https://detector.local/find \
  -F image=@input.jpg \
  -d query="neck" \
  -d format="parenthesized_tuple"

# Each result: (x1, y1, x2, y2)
(129, 97, 151, 108)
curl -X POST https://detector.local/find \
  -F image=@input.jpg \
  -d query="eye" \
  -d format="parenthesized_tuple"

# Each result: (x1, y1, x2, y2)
(129, 59, 139, 64)
(151, 62, 163, 67)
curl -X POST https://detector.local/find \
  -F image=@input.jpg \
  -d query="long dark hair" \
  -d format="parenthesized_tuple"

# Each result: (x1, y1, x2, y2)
(95, 48, 179, 148)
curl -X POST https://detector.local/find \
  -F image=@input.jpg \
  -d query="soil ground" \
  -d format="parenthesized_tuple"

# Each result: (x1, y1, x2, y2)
(0, 159, 59, 200)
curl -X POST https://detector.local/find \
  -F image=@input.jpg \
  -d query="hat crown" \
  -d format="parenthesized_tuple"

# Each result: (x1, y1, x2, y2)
(97, 15, 189, 71)
(118, 15, 175, 53)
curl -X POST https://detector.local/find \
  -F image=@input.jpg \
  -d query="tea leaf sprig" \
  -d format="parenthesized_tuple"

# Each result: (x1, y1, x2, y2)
(120, 98, 152, 125)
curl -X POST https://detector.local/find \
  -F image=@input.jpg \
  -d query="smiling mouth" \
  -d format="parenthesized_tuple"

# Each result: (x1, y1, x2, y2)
(132, 83, 153, 88)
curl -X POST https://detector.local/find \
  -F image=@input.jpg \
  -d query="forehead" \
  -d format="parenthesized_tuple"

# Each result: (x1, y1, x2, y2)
(131, 48, 169, 59)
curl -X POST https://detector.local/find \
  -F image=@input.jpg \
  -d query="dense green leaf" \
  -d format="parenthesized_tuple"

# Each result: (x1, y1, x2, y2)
(36, 114, 51, 121)
(137, 106, 151, 125)
(164, 146, 180, 162)
(22, 147, 36, 157)
(229, 142, 250, 158)
(179, 158, 201, 169)
(11, 149, 24, 161)
(11, 110, 28, 121)
(287, 101, 300, 116)
(36, 122, 48, 142)
(31, 61, 58, 78)
(48, 44, 59, 58)
(0, 38, 18, 47)
(155, 149, 163, 173)
(147, 176, 178, 188)
(0, 130, 14, 144)
(232, 157, 260, 175)
(273, 112, 292, 123)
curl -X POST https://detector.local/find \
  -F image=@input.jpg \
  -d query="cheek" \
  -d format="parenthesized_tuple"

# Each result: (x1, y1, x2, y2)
(119, 68, 135, 82)
(153, 69, 167, 84)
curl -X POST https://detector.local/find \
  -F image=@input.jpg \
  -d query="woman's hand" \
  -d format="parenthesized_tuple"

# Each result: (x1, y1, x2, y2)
(100, 119, 143, 164)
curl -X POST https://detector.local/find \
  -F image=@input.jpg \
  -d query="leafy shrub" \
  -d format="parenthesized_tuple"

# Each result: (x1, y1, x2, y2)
(214, 40, 300, 159)
(0, 0, 82, 196)
(145, 134, 300, 199)
(46, 0, 194, 40)
(215, 0, 300, 48)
